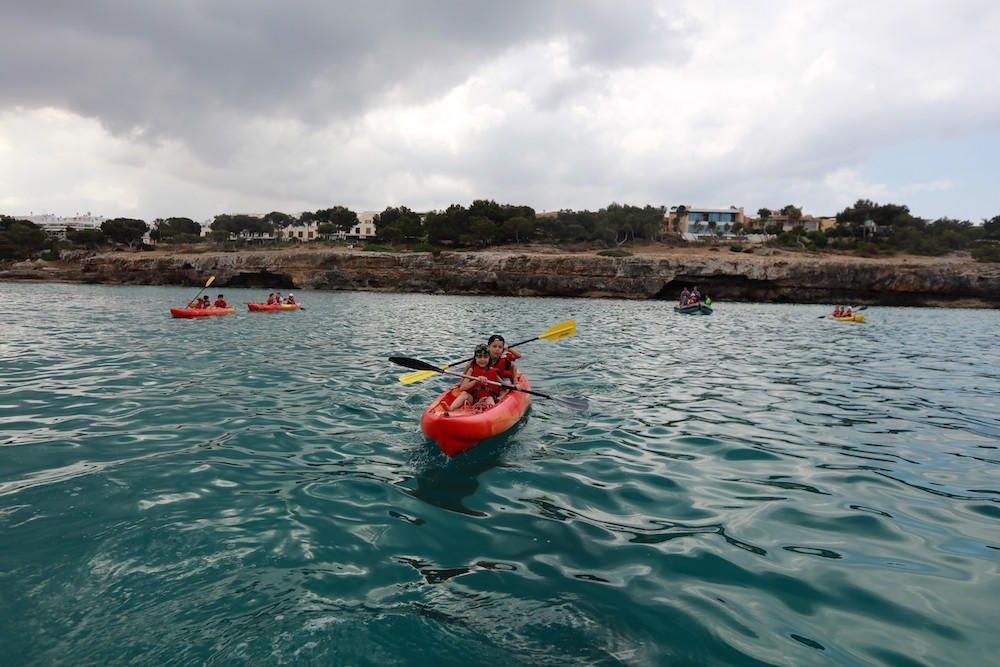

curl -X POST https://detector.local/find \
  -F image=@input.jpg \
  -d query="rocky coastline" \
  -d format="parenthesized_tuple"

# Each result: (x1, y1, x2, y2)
(2, 247, 999, 307)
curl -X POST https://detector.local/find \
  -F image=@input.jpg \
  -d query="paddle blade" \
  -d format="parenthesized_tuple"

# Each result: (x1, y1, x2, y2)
(389, 356, 440, 373)
(550, 395, 589, 411)
(398, 369, 441, 385)
(205, 275, 216, 288)
(539, 319, 576, 341)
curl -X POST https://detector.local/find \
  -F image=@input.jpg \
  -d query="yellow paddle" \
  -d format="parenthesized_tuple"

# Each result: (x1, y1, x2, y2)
(187, 275, 216, 307)
(398, 319, 577, 385)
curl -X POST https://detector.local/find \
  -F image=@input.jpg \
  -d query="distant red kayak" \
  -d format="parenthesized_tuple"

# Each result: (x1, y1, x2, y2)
(169, 307, 236, 319)
(246, 303, 301, 312)
(421, 375, 532, 456)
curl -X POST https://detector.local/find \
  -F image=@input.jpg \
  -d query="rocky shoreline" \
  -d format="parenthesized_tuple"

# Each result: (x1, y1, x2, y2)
(2, 247, 999, 307)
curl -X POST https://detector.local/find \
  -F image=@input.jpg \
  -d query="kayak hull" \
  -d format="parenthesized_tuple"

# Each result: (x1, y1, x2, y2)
(170, 307, 236, 318)
(247, 303, 301, 311)
(674, 302, 713, 315)
(420, 375, 532, 457)
(829, 314, 865, 323)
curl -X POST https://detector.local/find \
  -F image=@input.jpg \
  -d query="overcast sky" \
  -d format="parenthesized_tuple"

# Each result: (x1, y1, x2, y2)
(2, 1, 998, 222)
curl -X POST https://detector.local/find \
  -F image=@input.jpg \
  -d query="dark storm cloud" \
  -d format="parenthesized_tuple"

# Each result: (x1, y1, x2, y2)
(0, 1, 689, 144)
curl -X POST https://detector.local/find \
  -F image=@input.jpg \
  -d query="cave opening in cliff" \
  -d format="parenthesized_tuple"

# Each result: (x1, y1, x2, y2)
(227, 271, 295, 289)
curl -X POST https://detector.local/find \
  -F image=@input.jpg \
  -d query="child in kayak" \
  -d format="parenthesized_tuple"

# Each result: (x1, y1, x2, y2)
(285, 293, 296, 305)
(487, 334, 520, 397)
(213, 294, 228, 308)
(449, 343, 500, 410)
(266, 293, 276, 305)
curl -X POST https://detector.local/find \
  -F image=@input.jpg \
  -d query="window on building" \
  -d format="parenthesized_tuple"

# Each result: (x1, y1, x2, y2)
(688, 212, 704, 222)
(354, 227, 360, 234)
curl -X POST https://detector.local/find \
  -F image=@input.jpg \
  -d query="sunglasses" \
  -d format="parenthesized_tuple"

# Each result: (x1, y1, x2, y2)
(475, 351, 490, 357)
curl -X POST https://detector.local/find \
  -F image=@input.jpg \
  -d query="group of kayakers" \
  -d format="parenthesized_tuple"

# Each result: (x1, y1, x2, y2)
(264, 292, 296, 305)
(679, 286, 711, 306)
(188, 294, 228, 309)
(448, 335, 522, 411)
(832, 305, 854, 318)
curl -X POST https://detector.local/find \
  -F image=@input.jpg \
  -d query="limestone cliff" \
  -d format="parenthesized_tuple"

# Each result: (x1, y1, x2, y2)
(2, 248, 999, 307)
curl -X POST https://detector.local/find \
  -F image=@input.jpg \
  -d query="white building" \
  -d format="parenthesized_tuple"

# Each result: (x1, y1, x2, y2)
(14, 212, 106, 239)
(279, 220, 319, 242)
(350, 211, 378, 240)
(198, 210, 378, 242)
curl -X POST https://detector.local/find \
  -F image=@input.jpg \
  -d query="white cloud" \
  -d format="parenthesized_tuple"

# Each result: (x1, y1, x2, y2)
(1, 1, 999, 221)
(900, 179, 954, 195)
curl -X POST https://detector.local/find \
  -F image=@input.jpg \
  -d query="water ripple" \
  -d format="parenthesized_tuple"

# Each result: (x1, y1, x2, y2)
(1, 285, 998, 666)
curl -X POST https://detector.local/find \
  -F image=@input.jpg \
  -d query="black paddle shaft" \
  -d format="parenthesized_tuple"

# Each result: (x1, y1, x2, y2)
(388, 356, 589, 411)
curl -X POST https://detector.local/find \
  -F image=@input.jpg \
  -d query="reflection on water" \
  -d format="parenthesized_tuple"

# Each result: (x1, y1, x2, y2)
(0, 283, 998, 666)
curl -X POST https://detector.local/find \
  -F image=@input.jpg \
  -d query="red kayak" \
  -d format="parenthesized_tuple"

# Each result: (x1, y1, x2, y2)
(170, 307, 236, 319)
(247, 303, 301, 312)
(421, 375, 532, 456)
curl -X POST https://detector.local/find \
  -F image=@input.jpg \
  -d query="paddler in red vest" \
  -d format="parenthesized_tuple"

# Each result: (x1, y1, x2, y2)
(487, 334, 520, 397)
(449, 343, 500, 410)
(213, 294, 228, 308)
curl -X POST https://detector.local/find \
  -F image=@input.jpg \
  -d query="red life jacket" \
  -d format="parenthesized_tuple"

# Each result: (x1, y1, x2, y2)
(214, 299, 227, 308)
(492, 353, 517, 383)
(468, 364, 500, 400)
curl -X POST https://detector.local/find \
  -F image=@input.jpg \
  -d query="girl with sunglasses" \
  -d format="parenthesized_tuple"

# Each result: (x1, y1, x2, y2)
(448, 343, 501, 411)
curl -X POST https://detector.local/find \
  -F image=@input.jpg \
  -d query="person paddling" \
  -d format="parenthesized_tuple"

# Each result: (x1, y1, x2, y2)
(487, 334, 520, 398)
(213, 294, 228, 308)
(285, 293, 297, 305)
(449, 344, 500, 411)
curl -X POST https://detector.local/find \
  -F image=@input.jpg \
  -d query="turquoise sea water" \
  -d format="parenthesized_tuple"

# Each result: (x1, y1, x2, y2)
(1, 282, 998, 666)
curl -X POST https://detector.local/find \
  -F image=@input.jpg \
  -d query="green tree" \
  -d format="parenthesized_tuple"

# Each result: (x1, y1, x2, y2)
(101, 218, 148, 248)
(467, 216, 499, 247)
(151, 217, 201, 243)
(499, 216, 536, 244)
(982, 215, 1000, 239)
(310, 206, 359, 233)
(263, 211, 296, 228)
(423, 204, 471, 244)
(780, 205, 802, 222)
(0, 216, 51, 259)
(374, 206, 422, 243)
(66, 228, 107, 248)
(209, 214, 274, 241)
